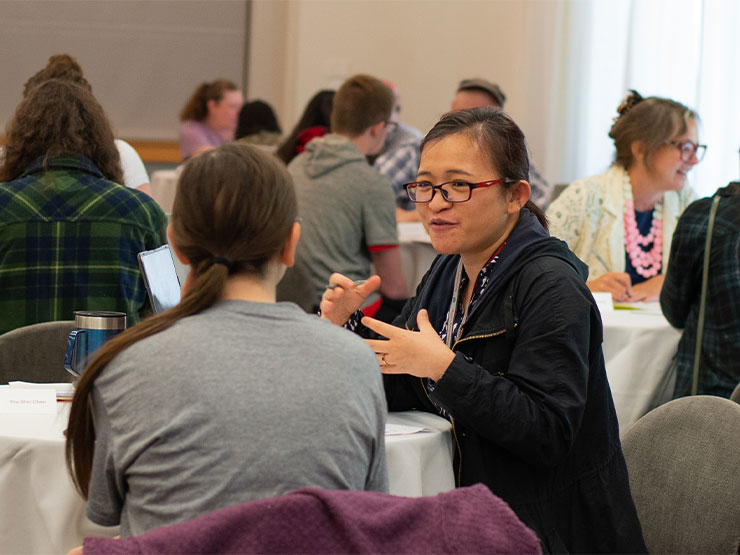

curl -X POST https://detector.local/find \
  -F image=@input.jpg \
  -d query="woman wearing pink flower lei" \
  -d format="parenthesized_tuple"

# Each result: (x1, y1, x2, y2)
(547, 90, 704, 302)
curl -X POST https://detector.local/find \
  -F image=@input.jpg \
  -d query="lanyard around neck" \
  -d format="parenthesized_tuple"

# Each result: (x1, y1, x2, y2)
(443, 242, 508, 348)
(444, 259, 468, 348)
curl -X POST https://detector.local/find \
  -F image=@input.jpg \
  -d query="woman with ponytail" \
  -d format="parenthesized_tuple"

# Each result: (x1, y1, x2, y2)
(178, 79, 243, 160)
(320, 107, 646, 553)
(66, 143, 388, 537)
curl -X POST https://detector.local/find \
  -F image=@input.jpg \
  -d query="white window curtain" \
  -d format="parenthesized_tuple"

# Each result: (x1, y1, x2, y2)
(544, 0, 740, 197)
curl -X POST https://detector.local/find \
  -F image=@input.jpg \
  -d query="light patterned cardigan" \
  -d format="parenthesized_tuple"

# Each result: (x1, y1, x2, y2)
(546, 165, 698, 280)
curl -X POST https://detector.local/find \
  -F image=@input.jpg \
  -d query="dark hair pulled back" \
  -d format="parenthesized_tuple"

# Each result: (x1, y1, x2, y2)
(236, 100, 281, 138)
(276, 90, 335, 164)
(421, 107, 547, 230)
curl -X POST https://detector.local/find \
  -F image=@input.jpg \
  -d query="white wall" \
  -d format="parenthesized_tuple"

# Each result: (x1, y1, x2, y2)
(250, 0, 567, 181)
(4, 0, 732, 191)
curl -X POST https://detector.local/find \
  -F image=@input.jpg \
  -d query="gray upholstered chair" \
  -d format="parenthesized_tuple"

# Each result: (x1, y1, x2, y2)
(0, 321, 75, 384)
(621, 396, 740, 554)
(731, 382, 740, 404)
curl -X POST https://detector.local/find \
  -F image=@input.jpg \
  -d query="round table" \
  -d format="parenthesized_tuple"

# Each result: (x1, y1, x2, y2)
(385, 411, 454, 497)
(0, 400, 118, 555)
(0, 399, 453, 554)
(600, 304, 682, 432)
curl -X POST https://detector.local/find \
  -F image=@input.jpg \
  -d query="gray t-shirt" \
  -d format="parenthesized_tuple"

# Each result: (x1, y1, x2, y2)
(87, 300, 388, 537)
(277, 134, 399, 311)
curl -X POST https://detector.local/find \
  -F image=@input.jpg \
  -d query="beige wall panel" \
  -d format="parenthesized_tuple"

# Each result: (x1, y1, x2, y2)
(0, 0, 247, 141)
(250, 0, 564, 181)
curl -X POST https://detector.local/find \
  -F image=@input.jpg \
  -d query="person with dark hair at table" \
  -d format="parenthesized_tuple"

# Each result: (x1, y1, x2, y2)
(661, 182, 740, 398)
(235, 99, 282, 149)
(179, 79, 243, 160)
(276, 90, 335, 165)
(277, 75, 407, 319)
(320, 107, 645, 553)
(0, 79, 166, 334)
(65, 143, 387, 538)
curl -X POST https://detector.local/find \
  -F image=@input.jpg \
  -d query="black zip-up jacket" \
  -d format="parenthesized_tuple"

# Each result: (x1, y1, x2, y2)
(379, 211, 646, 554)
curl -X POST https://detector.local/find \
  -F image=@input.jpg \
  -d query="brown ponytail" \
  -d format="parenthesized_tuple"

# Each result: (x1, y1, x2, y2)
(66, 143, 297, 496)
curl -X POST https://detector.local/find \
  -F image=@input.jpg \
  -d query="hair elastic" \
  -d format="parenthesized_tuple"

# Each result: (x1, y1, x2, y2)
(212, 257, 235, 271)
(615, 89, 644, 119)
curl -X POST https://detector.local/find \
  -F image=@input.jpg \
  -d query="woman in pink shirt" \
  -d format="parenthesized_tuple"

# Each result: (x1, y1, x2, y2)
(178, 79, 243, 160)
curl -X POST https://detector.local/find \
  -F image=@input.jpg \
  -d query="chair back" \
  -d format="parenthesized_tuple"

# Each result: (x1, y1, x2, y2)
(731, 381, 740, 404)
(0, 321, 75, 383)
(622, 396, 740, 554)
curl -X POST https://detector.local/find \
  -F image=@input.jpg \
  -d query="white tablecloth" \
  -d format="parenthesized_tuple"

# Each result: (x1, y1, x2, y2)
(385, 411, 454, 497)
(150, 168, 180, 214)
(0, 402, 453, 554)
(601, 305, 681, 432)
(0, 402, 118, 554)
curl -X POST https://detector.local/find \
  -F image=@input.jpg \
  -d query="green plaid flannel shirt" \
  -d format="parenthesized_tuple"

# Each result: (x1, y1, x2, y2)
(0, 155, 167, 334)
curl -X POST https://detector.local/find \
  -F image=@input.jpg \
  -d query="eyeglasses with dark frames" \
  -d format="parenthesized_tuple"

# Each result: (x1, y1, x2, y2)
(667, 140, 707, 163)
(403, 179, 517, 203)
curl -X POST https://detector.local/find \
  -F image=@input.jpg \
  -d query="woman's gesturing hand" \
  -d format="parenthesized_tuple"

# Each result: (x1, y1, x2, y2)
(362, 309, 455, 381)
(319, 273, 381, 326)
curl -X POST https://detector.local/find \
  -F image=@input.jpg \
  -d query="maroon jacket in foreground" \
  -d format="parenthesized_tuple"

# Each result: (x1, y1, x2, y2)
(83, 484, 541, 554)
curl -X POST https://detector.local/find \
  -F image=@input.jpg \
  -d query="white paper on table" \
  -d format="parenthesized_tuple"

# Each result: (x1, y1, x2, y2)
(385, 423, 433, 436)
(592, 292, 614, 314)
(0, 387, 56, 414)
(9, 381, 74, 400)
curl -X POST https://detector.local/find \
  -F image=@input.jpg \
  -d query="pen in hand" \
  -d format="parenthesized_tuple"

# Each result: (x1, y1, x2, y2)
(327, 279, 367, 291)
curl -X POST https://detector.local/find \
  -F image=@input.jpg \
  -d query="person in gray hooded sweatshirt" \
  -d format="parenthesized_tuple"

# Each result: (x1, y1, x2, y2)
(277, 74, 408, 315)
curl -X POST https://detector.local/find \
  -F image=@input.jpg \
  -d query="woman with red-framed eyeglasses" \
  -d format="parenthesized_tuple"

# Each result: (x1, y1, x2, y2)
(548, 90, 704, 302)
(320, 107, 646, 553)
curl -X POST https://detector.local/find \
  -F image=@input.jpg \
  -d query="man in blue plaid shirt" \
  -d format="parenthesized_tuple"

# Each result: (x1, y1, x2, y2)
(372, 81, 424, 222)
(0, 79, 166, 335)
